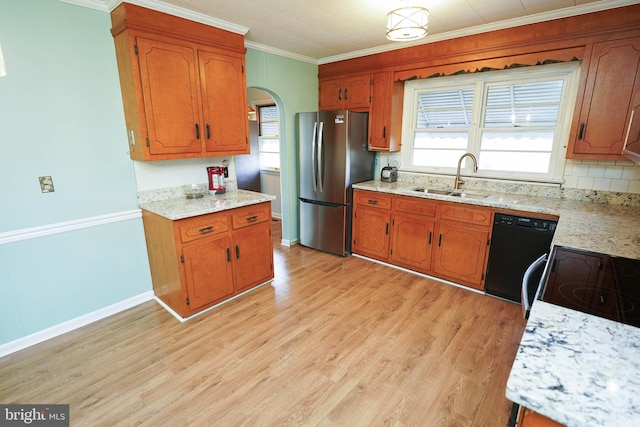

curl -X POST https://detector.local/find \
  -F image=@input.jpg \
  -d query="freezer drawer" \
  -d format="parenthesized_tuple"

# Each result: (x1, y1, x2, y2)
(299, 199, 350, 256)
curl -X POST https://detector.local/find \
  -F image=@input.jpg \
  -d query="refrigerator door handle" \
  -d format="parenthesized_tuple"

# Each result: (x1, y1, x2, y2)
(312, 121, 318, 191)
(317, 121, 324, 193)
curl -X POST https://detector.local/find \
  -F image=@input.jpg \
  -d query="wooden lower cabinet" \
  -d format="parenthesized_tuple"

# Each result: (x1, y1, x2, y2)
(517, 406, 563, 427)
(352, 190, 492, 290)
(182, 234, 235, 312)
(433, 221, 490, 290)
(232, 220, 274, 293)
(432, 202, 492, 289)
(352, 191, 392, 262)
(142, 202, 274, 317)
(389, 196, 437, 272)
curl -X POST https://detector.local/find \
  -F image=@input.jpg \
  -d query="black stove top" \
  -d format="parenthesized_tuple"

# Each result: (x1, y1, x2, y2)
(539, 247, 640, 328)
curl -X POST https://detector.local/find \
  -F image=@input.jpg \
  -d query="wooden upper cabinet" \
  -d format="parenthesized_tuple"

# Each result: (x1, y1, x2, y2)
(136, 38, 203, 155)
(110, 3, 248, 161)
(319, 74, 371, 111)
(199, 50, 249, 154)
(568, 37, 640, 159)
(368, 72, 404, 152)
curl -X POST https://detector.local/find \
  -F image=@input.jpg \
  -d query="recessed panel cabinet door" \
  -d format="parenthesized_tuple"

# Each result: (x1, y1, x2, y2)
(352, 207, 390, 261)
(136, 37, 203, 155)
(433, 222, 489, 289)
(390, 213, 434, 272)
(232, 221, 274, 293)
(572, 37, 640, 157)
(199, 50, 249, 154)
(182, 235, 234, 312)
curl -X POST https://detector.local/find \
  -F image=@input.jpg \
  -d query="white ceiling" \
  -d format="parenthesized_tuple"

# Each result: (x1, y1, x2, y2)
(71, 0, 640, 63)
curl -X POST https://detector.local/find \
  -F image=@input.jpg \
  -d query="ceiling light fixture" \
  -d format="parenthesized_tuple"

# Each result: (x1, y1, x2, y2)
(386, 6, 429, 41)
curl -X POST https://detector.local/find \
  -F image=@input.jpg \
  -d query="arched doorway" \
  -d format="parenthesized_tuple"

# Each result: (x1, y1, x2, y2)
(237, 87, 288, 244)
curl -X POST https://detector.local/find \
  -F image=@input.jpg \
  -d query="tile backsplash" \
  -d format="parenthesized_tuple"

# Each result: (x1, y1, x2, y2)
(562, 159, 640, 194)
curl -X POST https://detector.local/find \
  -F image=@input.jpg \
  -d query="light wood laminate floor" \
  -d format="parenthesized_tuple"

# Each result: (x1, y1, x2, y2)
(0, 219, 526, 426)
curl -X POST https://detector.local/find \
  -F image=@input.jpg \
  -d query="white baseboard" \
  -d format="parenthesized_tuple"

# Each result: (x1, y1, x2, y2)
(0, 291, 155, 358)
(280, 238, 297, 247)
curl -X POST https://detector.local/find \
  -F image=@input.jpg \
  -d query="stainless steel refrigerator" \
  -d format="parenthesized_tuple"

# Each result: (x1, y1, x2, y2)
(297, 110, 375, 256)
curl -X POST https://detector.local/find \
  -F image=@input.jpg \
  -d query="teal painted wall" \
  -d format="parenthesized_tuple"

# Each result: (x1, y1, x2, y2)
(245, 49, 318, 243)
(0, 0, 152, 344)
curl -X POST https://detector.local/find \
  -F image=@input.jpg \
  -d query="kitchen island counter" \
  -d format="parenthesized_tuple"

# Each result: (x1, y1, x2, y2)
(139, 189, 275, 220)
(352, 180, 640, 261)
(506, 300, 640, 426)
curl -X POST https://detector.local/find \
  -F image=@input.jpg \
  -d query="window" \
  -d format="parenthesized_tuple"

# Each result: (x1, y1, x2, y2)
(400, 62, 580, 182)
(258, 104, 280, 170)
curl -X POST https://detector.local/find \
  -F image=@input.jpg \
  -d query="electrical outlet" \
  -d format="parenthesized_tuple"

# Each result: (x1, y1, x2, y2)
(39, 176, 55, 193)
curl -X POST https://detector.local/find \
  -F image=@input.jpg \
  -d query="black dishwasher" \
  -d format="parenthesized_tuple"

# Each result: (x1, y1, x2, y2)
(485, 212, 557, 303)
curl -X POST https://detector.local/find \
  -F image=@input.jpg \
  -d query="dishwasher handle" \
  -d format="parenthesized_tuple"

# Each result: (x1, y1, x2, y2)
(521, 253, 548, 319)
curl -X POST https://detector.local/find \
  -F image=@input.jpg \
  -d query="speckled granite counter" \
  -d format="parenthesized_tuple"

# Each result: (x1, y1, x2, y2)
(506, 301, 640, 427)
(138, 189, 275, 220)
(352, 180, 640, 260)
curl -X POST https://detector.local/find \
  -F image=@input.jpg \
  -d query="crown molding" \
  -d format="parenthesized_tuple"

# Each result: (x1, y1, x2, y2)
(244, 41, 318, 65)
(59, 0, 109, 12)
(318, 0, 640, 64)
(60, 0, 249, 35)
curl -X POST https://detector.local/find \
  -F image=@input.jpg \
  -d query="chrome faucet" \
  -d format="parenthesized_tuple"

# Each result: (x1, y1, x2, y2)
(454, 152, 478, 190)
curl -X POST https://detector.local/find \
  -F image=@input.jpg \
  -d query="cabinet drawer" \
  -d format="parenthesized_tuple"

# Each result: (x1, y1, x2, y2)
(354, 191, 392, 209)
(393, 196, 436, 217)
(439, 203, 492, 227)
(179, 214, 229, 243)
(231, 203, 271, 229)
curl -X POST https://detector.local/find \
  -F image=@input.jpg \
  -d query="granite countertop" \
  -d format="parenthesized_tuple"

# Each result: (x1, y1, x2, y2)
(139, 189, 276, 220)
(506, 301, 640, 426)
(352, 180, 640, 260)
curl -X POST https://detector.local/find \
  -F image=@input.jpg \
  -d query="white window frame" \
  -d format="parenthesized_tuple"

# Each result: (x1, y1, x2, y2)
(400, 62, 581, 183)
(257, 104, 280, 172)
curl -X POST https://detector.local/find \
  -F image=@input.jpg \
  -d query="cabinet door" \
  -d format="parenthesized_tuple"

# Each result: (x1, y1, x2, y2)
(182, 235, 234, 312)
(319, 78, 343, 111)
(352, 206, 391, 261)
(572, 37, 640, 157)
(319, 75, 370, 111)
(390, 213, 435, 272)
(343, 75, 371, 110)
(369, 72, 392, 151)
(136, 37, 203, 155)
(433, 222, 489, 289)
(232, 221, 274, 293)
(199, 50, 249, 154)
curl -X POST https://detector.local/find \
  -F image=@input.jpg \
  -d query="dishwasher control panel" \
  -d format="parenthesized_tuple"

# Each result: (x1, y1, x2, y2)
(496, 214, 557, 232)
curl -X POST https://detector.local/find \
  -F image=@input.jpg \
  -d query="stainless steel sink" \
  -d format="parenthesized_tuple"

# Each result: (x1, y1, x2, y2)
(448, 191, 488, 199)
(413, 187, 451, 195)
(412, 187, 488, 199)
